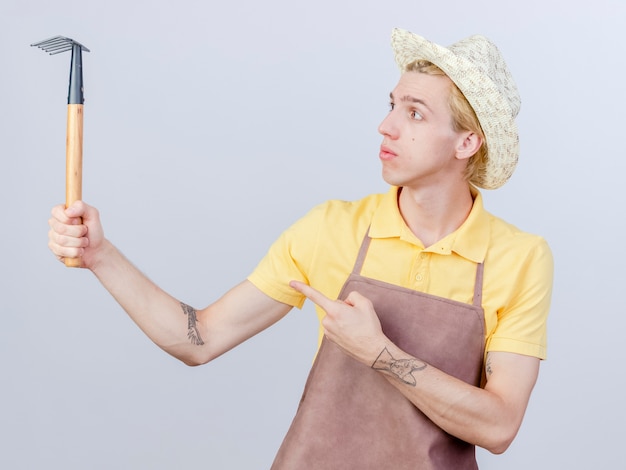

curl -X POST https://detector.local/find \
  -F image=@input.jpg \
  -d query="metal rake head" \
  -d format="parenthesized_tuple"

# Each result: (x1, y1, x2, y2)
(31, 35, 90, 104)
(31, 36, 90, 55)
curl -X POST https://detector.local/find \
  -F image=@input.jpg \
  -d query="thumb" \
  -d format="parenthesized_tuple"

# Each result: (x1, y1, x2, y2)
(65, 200, 98, 221)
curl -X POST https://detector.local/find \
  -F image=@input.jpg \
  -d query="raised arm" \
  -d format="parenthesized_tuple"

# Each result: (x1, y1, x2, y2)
(48, 201, 292, 366)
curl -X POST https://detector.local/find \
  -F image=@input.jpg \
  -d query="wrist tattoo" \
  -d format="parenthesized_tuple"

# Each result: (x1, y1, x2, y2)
(180, 302, 205, 346)
(372, 347, 426, 386)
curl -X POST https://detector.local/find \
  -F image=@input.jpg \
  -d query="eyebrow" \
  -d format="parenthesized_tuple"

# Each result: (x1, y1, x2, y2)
(389, 92, 433, 113)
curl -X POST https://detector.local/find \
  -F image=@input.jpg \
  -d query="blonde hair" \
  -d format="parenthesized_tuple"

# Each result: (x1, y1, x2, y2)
(405, 60, 488, 183)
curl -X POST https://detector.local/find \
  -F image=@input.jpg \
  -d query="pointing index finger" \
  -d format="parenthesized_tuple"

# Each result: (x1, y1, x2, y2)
(289, 280, 335, 311)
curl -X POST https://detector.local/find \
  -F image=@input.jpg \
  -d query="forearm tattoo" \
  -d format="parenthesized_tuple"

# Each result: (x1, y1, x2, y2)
(485, 354, 493, 377)
(180, 302, 205, 346)
(372, 347, 427, 386)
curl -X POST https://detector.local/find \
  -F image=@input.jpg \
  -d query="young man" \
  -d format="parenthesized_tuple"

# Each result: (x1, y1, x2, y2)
(48, 28, 553, 469)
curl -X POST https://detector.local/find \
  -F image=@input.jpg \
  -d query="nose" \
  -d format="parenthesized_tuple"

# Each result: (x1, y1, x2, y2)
(378, 111, 398, 139)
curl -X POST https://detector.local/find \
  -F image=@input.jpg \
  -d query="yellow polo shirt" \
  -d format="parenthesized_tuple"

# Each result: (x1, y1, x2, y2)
(248, 186, 553, 359)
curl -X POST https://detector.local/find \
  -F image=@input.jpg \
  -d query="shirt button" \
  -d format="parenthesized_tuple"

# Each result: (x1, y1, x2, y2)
(415, 274, 423, 281)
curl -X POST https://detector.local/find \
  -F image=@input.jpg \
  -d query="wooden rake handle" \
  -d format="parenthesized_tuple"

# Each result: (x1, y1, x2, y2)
(65, 103, 83, 268)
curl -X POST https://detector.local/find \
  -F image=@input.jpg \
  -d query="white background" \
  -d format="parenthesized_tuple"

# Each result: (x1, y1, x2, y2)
(1, 0, 625, 468)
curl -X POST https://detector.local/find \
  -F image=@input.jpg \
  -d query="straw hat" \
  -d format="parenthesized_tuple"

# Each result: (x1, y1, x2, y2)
(391, 28, 521, 189)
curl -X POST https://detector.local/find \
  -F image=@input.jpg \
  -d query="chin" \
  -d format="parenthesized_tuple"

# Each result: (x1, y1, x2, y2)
(382, 173, 408, 188)
(381, 170, 400, 186)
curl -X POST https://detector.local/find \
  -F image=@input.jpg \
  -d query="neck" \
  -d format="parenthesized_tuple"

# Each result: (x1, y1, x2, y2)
(397, 183, 474, 247)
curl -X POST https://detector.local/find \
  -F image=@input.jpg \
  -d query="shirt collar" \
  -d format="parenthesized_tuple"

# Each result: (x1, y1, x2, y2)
(369, 186, 490, 263)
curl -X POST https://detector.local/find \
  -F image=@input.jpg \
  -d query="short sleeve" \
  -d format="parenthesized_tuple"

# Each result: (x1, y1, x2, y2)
(486, 237, 554, 359)
(247, 204, 326, 309)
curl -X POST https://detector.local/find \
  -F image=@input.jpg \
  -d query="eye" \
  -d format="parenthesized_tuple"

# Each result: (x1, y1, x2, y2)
(388, 102, 395, 112)
(410, 110, 423, 121)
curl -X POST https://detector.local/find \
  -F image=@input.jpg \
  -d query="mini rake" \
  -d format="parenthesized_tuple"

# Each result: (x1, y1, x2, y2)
(31, 36, 90, 268)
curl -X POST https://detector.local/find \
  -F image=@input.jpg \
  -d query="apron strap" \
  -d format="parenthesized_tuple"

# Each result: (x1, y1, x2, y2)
(351, 228, 372, 276)
(473, 262, 484, 307)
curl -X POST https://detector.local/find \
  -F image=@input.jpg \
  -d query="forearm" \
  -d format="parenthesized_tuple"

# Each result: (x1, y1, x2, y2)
(89, 239, 206, 365)
(288, 282, 539, 453)
(371, 342, 535, 453)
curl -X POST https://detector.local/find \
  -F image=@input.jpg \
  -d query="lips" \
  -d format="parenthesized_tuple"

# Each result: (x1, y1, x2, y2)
(379, 145, 397, 161)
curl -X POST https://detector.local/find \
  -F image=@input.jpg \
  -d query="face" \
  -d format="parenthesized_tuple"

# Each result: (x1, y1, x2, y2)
(378, 71, 471, 190)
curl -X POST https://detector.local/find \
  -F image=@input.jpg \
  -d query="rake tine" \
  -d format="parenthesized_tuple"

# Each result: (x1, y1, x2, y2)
(44, 44, 73, 54)
(34, 37, 65, 45)
(30, 36, 57, 46)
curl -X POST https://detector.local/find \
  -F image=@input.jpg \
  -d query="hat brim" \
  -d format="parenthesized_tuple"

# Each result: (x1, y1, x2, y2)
(391, 28, 519, 189)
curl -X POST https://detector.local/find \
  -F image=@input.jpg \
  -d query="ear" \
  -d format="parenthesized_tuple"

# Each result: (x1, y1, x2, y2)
(455, 132, 483, 161)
